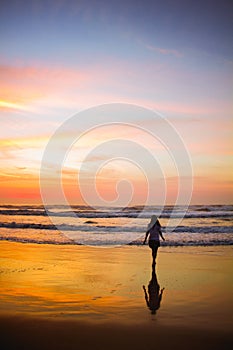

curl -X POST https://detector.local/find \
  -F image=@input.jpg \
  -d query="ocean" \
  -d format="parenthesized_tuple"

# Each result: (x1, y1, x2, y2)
(0, 204, 232, 246)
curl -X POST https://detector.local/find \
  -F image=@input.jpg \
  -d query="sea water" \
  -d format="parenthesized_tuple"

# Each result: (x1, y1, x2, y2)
(0, 205, 232, 246)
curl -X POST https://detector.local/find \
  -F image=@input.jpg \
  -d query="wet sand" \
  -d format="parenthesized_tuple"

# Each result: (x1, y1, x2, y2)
(0, 241, 232, 349)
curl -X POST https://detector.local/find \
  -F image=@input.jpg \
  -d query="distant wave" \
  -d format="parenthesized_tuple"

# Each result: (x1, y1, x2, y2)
(0, 208, 232, 219)
(0, 221, 232, 234)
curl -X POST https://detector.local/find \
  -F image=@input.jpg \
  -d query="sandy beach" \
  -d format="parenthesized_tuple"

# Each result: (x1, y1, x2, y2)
(0, 241, 232, 349)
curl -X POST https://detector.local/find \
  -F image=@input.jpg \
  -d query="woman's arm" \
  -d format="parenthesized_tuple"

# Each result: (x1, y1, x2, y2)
(159, 229, 165, 241)
(143, 230, 150, 245)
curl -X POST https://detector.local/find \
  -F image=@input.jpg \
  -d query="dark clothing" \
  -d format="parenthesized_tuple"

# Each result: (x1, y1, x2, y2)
(148, 223, 161, 241)
(149, 240, 160, 250)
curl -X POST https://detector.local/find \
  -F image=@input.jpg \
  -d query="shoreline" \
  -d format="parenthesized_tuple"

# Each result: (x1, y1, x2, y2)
(1, 236, 233, 247)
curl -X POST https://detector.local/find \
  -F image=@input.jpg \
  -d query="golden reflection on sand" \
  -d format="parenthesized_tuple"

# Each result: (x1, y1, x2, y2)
(0, 242, 232, 330)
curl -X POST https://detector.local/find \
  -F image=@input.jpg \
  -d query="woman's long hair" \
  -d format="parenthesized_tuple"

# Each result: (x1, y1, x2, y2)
(148, 215, 161, 230)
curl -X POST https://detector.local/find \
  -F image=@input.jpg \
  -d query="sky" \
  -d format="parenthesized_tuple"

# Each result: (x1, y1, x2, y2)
(0, 0, 232, 205)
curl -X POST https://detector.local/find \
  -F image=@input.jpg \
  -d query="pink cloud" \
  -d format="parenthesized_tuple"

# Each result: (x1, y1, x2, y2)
(145, 44, 183, 57)
(0, 63, 109, 109)
(0, 59, 231, 120)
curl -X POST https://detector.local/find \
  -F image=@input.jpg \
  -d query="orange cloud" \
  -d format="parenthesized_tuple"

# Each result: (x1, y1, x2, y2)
(0, 59, 232, 205)
(0, 172, 41, 203)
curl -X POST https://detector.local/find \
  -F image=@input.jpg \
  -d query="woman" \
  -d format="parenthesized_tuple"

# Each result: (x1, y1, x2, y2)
(143, 215, 165, 266)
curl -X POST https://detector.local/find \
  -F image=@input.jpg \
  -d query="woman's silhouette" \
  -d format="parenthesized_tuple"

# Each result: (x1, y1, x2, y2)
(143, 215, 165, 267)
(143, 267, 164, 314)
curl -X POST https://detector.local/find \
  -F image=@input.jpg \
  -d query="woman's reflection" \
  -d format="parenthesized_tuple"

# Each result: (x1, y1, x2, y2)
(143, 266, 165, 314)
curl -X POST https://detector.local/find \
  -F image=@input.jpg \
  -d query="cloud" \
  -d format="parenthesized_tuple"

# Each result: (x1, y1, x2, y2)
(145, 44, 183, 57)
(0, 100, 33, 112)
(0, 63, 107, 110)
(0, 172, 21, 178)
(1, 58, 230, 119)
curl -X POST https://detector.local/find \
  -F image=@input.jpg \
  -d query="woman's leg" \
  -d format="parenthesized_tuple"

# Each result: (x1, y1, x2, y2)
(152, 247, 158, 266)
(149, 241, 159, 266)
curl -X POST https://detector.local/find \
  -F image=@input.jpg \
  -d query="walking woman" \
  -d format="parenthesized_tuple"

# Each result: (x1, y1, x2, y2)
(143, 215, 165, 266)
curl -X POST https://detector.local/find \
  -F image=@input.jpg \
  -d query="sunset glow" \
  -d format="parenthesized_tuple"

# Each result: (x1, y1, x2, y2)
(0, 0, 232, 205)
